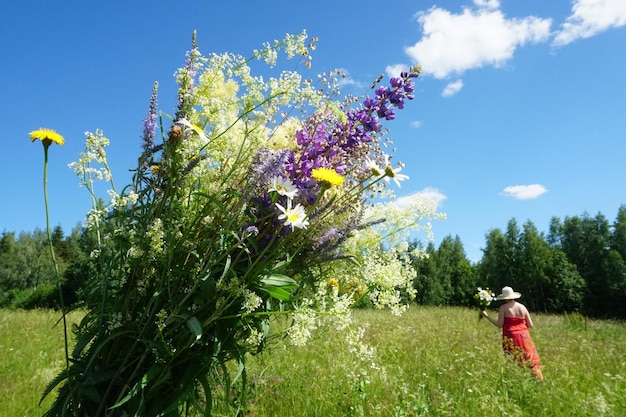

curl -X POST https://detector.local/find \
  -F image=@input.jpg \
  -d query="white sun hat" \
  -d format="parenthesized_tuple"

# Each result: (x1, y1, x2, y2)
(496, 286, 521, 300)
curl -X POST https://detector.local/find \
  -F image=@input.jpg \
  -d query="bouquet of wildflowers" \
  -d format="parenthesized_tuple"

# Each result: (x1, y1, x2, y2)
(41, 31, 431, 417)
(474, 287, 496, 320)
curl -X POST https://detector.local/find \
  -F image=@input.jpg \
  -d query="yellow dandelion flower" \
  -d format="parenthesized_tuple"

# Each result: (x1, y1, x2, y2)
(311, 167, 345, 188)
(29, 128, 65, 146)
(327, 278, 339, 292)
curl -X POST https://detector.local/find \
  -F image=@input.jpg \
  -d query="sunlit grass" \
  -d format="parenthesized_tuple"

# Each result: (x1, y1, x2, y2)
(225, 307, 626, 416)
(0, 309, 81, 417)
(2, 307, 625, 416)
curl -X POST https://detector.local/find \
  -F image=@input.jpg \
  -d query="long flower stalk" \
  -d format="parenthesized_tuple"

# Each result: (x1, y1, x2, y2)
(29, 128, 74, 413)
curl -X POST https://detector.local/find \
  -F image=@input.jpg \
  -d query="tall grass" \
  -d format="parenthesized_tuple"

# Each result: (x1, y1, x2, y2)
(2, 307, 625, 416)
(0, 309, 81, 417)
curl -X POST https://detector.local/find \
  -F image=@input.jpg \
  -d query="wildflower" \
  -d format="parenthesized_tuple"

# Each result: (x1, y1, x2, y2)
(177, 118, 209, 143)
(29, 128, 64, 147)
(364, 158, 384, 177)
(311, 167, 345, 188)
(142, 82, 159, 151)
(268, 176, 298, 199)
(242, 290, 262, 313)
(327, 278, 340, 293)
(147, 218, 165, 255)
(276, 200, 309, 230)
(383, 158, 409, 188)
(474, 287, 496, 320)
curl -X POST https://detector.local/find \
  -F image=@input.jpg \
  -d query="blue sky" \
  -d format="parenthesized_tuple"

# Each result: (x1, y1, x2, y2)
(2, 0, 625, 262)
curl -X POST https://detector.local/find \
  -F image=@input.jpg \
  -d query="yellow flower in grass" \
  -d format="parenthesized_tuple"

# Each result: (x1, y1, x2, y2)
(29, 128, 65, 146)
(327, 278, 339, 293)
(311, 167, 344, 188)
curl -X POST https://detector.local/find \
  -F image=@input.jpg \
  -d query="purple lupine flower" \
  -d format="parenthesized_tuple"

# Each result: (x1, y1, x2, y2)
(175, 32, 201, 121)
(141, 82, 159, 152)
(249, 148, 291, 190)
(283, 71, 420, 205)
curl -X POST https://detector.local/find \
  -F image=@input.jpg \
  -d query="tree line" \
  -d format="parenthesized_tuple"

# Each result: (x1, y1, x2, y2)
(2, 206, 626, 319)
(412, 205, 626, 319)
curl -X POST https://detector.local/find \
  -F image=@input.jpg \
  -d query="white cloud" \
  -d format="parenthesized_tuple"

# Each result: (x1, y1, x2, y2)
(395, 187, 447, 210)
(442, 79, 464, 97)
(474, 0, 500, 10)
(553, 0, 626, 46)
(410, 120, 423, 128)
(501, 184, 548, 200)
(406, 5, 552, 79)
(385, 64, 410, 78)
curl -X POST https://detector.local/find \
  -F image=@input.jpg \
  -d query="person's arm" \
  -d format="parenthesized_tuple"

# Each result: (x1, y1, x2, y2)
(481, 309, 504, 328)
(524, 307, 534, 328)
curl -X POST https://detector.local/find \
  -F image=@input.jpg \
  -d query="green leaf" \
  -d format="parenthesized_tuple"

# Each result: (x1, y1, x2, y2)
(109, 369, 152, 409)
(260, 273, 297, 287)
(260, 274, 297, 301)
(186, 316, 203, 346)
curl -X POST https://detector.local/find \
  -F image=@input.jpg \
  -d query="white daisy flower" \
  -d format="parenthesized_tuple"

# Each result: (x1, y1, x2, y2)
(268, 176, 298, 199)
(276, 200, 309, 230)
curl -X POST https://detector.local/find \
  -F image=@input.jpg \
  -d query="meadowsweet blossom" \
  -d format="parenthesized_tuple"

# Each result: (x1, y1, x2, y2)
(287, 299, 318, 346)
(242, 290, 262, 313)
(346, 326, 378, 370)
(147, 218, 165, 255)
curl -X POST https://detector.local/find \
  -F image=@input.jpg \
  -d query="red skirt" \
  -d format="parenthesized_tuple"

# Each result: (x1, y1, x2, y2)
(502, 317, 541, 370)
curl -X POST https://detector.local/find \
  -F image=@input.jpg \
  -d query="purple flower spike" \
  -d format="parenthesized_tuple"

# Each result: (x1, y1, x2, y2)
(141, 82, 159, 152)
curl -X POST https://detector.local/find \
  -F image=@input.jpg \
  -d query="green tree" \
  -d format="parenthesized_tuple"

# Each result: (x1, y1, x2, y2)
(609, 205, 626, 261)
(478, 219, 520, 293)
(517, 221, 551, 312)
(560, 213, 611, 316)
(411, 241, 447, 305)
(433, 235, 475, 306)
(545, 250, 586, 312)
(601, 249, 626, 318)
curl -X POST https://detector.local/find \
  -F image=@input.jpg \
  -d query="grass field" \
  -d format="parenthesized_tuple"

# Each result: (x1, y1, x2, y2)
(1, 307, 625, 416)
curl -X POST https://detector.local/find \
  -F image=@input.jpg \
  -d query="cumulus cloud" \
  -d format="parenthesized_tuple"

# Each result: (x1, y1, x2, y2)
(405, 3, 552, 79)
(442, 79, 464, 97)
(385, 64, 410, 78)
(395, 187, 447, 210)
(474, 0, 500, 9)
(553, 0, 626, 46)
(501, 184, 548, 200)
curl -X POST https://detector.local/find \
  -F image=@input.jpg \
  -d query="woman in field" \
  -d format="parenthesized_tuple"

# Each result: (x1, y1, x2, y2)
(481, 286, 544, 380)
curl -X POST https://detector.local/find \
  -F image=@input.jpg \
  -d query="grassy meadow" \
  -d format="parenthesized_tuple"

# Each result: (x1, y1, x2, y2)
(1, 306, 625, 417)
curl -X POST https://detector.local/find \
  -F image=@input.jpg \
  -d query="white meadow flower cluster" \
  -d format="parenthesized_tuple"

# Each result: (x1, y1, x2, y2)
(242, 289, 263, 314)
(346, 326, 378, 371)
(68, 130, 113, 183)
(146, 218, 165, 255)
(363, 253, 417, 316)
(287, 298, 319, 347)
(361, 193, 446, 255)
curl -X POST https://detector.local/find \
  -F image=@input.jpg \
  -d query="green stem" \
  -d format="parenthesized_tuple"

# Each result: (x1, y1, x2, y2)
(43, 145, 74, 412)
